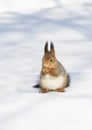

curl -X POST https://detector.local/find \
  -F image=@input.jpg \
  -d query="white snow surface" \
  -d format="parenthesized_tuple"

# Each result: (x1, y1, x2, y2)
(0, 0, 92, 130)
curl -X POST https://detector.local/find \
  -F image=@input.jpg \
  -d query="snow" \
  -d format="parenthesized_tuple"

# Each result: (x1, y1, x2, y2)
(0, 0, 92, 130)
(0, 0, 92, 13)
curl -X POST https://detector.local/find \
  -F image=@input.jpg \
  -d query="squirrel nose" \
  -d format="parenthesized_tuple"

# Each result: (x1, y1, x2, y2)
(43, 63, 49, 68)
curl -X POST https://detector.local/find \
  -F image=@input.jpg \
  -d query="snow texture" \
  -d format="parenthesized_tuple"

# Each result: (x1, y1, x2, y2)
(0, 0, 92, 130)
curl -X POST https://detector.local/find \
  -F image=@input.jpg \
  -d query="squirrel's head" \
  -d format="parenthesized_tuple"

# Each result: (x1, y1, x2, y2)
(42, 41, 57, 68)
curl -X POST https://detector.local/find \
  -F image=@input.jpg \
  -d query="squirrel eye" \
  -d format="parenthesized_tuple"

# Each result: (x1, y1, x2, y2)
(50, 59, 53, 62)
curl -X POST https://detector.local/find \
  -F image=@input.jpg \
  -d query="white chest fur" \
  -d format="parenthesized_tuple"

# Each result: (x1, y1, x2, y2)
(40, 74, 65, 90)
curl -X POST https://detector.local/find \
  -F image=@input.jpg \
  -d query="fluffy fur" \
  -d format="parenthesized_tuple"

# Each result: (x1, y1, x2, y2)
(39, 42, 70, 93)
(40, 74, 67, 90)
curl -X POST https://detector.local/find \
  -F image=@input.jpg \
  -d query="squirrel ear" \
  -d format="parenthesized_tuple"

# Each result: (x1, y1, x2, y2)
(44, 41, 48, 53)
(50, 42, 55, 56)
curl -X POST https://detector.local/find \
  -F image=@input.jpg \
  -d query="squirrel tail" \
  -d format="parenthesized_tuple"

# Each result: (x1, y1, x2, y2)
(33, 84, 40, 88)
(66, 74, 70, 87)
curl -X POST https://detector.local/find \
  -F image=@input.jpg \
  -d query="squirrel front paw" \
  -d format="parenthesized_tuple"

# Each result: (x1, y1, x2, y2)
(41, 67, 49, 75)
(41, 67, 58, 77)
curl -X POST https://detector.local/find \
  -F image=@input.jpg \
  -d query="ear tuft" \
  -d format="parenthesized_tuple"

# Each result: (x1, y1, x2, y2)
(50, 41, 55, 56)
(44, 41, 48, 53)
(51, 41, 54, 50)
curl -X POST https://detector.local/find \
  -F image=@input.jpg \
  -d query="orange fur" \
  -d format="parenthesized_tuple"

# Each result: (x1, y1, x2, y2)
(49, 68, 58, 77)
(41, 67, 58, 77)
(55, 88, 65, 92)
(41, 67, 49, 75)
(39, 88, 48, 93)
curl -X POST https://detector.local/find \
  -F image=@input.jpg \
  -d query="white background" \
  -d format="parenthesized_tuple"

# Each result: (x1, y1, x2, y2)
(0, 0, 92, 130)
